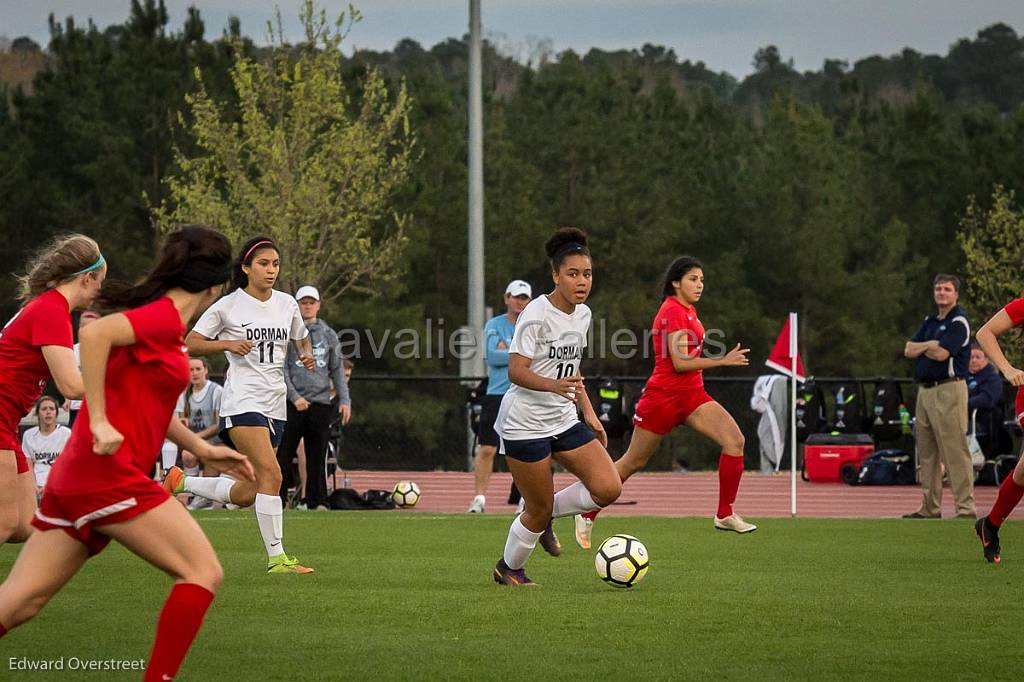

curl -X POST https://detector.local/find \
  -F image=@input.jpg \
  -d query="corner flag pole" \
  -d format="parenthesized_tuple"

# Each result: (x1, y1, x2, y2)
(790, 312, 798, 518)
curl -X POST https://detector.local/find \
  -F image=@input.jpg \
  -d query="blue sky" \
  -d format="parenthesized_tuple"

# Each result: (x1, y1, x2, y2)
(2, 1, 1023, 77)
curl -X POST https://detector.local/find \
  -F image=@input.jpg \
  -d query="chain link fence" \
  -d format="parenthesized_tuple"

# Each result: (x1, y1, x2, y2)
(336, 375, 929, 472)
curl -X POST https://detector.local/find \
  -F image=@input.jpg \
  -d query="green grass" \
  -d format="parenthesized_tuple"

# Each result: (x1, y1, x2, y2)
(1, 512, 1021, 680)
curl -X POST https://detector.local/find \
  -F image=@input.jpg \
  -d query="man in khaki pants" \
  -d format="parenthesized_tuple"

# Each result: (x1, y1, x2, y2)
(903, 274, 976, 519)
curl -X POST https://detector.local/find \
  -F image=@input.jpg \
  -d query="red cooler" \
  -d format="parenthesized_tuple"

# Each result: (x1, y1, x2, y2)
(803, 433, 874, 483)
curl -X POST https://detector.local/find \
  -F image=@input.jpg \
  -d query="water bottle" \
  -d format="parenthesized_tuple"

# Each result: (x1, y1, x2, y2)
(898, 404, 911, 434)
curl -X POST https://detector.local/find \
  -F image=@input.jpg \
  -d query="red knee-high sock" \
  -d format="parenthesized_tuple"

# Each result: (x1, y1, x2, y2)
(0, 622, 7, 638)
(988, 475, 1024, 528)
(582, 510, 599, 521)
(144, 583, 214, 682)
(717, 453, 745, 519)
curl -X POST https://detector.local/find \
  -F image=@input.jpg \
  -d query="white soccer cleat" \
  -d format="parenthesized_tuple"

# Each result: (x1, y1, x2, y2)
(467, 495, 486, 514)
(714, 514, 758, 534)
(187, 496, 213, 511)
(574, 514, 593, 549)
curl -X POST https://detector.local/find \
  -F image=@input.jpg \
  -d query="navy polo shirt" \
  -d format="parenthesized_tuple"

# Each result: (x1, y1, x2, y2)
(911, 304, 970, 382)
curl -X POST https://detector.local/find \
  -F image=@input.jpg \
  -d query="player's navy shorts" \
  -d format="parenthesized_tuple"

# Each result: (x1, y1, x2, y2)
(477, 395, 503, 448)
(220, 412, 287, 449)
(499, 422, 596, 463)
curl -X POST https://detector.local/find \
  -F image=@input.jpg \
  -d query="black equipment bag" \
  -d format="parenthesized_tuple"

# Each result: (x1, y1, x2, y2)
(871, 380, 904, 442)
(328, 488, 397, 510)
(467, 377, 489, 436)
(795, 380, 827, 442)
(595, 378, 628, 438)
(854, 449, 916, 486)
(976, 455, 1020, 486)
(830, 382, 865, 434)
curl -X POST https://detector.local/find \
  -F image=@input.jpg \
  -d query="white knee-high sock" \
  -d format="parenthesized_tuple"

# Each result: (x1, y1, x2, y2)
(183, 476, 236, 504)
(255, 493, 285, 559)
(552, 481, 600, 518)
(503, 515, 543, 570)
(183, 465, 200, 477)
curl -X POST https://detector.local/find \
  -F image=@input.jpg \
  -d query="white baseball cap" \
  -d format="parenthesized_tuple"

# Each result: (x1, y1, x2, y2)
(295, 285, 320, 301)
(505, 280, 532, 297)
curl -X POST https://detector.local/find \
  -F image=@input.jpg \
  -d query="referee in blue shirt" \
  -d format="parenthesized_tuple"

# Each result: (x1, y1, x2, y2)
(903, 274, 976, 519)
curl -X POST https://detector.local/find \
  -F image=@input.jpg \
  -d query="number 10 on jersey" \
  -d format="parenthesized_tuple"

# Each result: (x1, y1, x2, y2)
(555, 362, 576, 379)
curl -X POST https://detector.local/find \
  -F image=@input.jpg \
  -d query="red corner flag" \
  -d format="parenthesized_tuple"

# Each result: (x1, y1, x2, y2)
(765, 313, 806, 382)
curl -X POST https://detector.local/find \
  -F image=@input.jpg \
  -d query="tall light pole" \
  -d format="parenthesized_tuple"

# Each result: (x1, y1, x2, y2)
(466, 0, 485, 378)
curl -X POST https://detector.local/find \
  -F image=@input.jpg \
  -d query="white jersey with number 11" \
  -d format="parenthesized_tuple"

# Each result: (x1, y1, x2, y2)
(191, 288, 308, 420)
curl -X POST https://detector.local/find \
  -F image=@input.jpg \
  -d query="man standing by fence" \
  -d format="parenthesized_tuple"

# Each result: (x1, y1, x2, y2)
(279, 285, 352, 510)
(902, 274, 975, 519)
(467, 280, 532, 513)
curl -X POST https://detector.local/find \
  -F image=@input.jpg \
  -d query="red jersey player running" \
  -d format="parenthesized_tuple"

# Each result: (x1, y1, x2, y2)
(974, 296, 1024, 563)
(0, 234, 106, 546)
(574, 256, 754, 548)
(0, 226, 255, 682)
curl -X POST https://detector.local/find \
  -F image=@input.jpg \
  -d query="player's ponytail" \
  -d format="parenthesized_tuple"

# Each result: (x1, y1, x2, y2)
(660, 256, 703, 298)
(544, 227, 590, 272)
(17, 234, 104, 303)
(230, 236, 278, 292)
(98, 226, 233, 310)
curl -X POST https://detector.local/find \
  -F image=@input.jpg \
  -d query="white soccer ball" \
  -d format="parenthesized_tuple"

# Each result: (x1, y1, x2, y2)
(391, 480, 421, 508)
(594, 534, 650, 588)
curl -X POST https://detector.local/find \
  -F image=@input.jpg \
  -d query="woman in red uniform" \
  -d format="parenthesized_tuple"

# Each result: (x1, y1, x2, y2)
(0, 226, 254, 682)
(574, 256, 754, 548)
(0, 234, 107, 545)
(974, 297, 1024, 564)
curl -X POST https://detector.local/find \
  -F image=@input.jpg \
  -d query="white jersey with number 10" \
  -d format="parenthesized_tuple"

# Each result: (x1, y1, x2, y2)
(496, 295, 591, 441)
(191, 288, 308, 420)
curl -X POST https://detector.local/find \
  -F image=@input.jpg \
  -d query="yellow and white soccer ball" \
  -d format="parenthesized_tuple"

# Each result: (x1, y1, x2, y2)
(594, 534, 649, 588)
(391, 480, 421, 508)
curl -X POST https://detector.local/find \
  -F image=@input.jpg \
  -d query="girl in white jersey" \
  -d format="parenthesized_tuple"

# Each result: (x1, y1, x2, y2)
(492, 228, 622, 586)
(164, 236, 316, 574)
(20, 396, 71, 497)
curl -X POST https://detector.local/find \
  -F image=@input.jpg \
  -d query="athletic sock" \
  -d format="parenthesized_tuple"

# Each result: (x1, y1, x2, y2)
(255, 493, 285, 559)
(503, 515, 543, 570)
(581, 510, 600, 521)
(717, 453, 745, 519)
(988, 475, 1024, 528)
(183, 465, 200, 477)
(552, 481, 600, 518)
(183, 476, 235, 504)
(144, 583, 214, 682)
(0, 622, 7, 638)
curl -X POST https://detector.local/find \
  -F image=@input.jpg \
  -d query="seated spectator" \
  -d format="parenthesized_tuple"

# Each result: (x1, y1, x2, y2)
(180, 357, 224, 509)
(968, 341, 1008, 458)
(20, 396, 72, 498)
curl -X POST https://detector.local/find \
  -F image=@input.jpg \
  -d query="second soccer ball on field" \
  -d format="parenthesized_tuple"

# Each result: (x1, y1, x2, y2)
(392, 480, 421, 508)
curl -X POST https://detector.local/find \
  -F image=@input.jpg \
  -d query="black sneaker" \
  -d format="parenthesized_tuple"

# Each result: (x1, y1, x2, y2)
(539, 521, 562, 557)
(493, 558, 537, 586)
(975, 517, 1001, 564)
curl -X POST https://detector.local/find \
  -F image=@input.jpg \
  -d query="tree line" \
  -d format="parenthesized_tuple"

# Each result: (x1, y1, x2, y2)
(3, 1, 1024, 380)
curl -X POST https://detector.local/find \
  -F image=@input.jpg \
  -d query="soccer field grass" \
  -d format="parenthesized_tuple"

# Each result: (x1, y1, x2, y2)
(1, 512, 1020, 680)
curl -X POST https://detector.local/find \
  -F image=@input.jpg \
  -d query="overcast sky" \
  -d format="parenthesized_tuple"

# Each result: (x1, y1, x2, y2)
(2, 1, 1022, 77)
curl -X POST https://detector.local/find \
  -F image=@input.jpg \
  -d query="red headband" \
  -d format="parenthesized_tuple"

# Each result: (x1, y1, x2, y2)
(243, 240, 274, 262)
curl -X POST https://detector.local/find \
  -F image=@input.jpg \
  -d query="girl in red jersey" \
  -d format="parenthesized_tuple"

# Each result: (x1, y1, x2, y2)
(0, 226, 255, 682)
(973, 297, 1024, 564)
(0, 235, 106, 545)
(574, 256, 753, 548)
